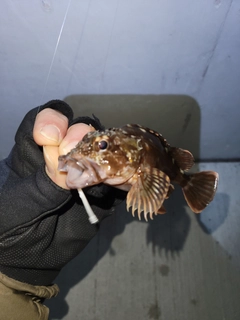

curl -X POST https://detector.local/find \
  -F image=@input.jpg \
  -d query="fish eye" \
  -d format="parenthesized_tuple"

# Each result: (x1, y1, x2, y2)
(98, 140, 108, 150)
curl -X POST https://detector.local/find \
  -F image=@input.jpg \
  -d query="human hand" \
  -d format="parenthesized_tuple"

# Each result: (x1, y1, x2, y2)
(0, 100, 124, 286)
(33, 107, 94, 189)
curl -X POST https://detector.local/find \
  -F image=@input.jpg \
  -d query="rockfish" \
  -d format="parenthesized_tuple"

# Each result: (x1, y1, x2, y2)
(58, 124, 219, 220)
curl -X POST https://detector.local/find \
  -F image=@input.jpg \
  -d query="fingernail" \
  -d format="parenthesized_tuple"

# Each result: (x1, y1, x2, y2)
(40, 125, 60, 142)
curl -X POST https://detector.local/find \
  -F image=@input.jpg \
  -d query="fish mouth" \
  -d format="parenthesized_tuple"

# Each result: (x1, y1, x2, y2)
(58, 153, 135, 190)
(58, 154, 82, 172)
(58, 154, 104, 189)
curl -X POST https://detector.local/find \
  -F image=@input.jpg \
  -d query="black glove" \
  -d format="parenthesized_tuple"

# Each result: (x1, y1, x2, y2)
(0, 100, 124, 286)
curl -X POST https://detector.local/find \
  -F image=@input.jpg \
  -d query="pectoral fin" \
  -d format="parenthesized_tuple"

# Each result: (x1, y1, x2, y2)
(126, 167, 170, 221)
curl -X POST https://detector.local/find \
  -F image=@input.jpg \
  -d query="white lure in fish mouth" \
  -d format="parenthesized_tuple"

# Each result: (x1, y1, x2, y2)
(59, 155, 101, 188)
(58, 156, 106, 224)
(77, 188, 99, 224)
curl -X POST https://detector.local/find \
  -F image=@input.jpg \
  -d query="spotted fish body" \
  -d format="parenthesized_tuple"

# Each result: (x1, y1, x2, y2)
(58, 124, 219, 220)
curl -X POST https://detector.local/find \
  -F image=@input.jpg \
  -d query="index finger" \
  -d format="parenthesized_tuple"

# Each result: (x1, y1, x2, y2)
(59, 123, 95, 155)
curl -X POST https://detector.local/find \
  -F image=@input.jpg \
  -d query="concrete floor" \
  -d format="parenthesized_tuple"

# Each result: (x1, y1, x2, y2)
(46, 162, 240, 320)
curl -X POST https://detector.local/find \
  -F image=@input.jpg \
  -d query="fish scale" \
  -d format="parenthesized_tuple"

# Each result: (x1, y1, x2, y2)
(58, 124, 219, 221)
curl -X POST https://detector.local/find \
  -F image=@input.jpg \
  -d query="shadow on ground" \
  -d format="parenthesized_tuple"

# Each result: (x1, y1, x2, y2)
(45, 94, 226, 319)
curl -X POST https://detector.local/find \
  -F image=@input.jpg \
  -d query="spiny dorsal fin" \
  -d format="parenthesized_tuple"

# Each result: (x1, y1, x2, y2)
(170, 147, 194, 171)
(125, 124, 171, 149)
(122, 124, 194, 172)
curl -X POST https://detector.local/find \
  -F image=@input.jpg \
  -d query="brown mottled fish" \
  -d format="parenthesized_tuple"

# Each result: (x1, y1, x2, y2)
(58, 124, 219, 220)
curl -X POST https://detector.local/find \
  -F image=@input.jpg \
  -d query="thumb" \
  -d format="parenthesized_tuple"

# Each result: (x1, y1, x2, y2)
(33, 108, 68, 146)
(44, 123, 95, 189)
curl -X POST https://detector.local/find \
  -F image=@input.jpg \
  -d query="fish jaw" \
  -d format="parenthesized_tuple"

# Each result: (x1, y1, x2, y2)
(58, 154, 104, 189)
(58, 153, 136, 189)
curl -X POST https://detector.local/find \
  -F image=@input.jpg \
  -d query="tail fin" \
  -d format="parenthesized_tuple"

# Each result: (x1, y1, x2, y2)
(182, 171, 219, 213)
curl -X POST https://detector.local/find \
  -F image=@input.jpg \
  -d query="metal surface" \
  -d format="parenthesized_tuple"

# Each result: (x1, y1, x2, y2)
(46, 162, 240, 320)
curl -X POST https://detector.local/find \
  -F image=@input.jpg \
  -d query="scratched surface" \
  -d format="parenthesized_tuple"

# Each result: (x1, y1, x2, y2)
(0, 0, 240, 160)
(46, 162, 240, 320)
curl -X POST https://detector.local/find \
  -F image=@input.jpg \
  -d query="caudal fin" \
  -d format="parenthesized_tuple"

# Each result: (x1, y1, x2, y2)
(183, 171, 219, 213)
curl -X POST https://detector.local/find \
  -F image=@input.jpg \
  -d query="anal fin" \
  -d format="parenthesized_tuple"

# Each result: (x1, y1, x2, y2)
(157, 204, 166, 215)
(166, 184, 174, 199)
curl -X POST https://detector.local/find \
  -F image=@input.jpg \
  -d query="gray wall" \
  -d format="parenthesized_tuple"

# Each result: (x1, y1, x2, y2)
(1, 0, 240, 160)
(1, 3, 240, 320)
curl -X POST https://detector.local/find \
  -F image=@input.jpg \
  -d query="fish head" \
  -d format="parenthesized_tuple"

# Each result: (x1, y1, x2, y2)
(58, 128, 144, 189)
